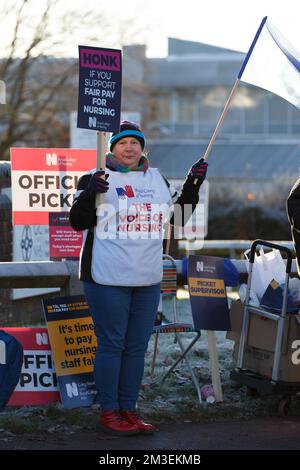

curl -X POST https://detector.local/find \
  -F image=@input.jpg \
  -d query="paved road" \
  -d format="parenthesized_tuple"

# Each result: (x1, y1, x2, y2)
(0, 416, 299, 450)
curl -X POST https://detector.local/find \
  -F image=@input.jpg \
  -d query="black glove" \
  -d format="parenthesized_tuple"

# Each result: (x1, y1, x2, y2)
(87, 170, 109, 197)
(189, 157, 208, 184)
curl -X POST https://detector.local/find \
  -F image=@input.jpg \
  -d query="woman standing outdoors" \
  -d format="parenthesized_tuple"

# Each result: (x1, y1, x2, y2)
(69, 121, 208, 436)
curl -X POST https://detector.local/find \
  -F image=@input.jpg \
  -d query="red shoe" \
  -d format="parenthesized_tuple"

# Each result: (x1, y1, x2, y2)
(97, 410, 139, 436)
(120, 410, 157, 435)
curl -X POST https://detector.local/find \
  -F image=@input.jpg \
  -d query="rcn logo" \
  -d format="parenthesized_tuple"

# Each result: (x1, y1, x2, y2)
(88, 116, 97, 128)
(46, 152, 57, 166)
(116, 185, 135, 199)
(36, 332, 48, 345)
(196, 261, 204, 272)
(66, 382, 79, 398)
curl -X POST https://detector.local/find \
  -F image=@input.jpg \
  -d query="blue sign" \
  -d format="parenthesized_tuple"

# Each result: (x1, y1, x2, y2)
(188, 255, 230, 331)
(77, 45, 122, 133)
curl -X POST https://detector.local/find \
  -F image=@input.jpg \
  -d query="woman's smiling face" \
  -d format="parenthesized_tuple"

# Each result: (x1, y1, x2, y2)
(112, 137, 142, 168)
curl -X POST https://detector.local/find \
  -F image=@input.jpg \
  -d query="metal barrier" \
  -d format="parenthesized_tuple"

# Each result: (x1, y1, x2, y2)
(0, 257, 298, 293)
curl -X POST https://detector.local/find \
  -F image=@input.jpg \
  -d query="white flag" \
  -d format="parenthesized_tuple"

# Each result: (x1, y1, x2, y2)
(239, 16, 300, 108)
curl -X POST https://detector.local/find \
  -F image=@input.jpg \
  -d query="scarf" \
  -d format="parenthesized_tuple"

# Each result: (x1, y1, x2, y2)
(106, 152, 149, 173)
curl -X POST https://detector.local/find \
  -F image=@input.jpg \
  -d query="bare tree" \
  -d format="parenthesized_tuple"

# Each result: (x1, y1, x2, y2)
(0, 0, 150, 159)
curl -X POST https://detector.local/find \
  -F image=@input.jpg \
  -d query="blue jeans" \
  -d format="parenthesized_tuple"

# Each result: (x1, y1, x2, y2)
(84, 282, 160, 411)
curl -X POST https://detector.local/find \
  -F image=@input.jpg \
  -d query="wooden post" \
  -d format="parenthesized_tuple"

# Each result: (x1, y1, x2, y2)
(96, 131, 107, 207)
(165, 223, 172, 256)
(150, 333, 159, 379)
(207, 330, 223, 402)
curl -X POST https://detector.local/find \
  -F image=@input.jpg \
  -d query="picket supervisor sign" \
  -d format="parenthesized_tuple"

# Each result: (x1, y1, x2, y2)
(77, 45, 122, 133)
(188, 255, 230, 331)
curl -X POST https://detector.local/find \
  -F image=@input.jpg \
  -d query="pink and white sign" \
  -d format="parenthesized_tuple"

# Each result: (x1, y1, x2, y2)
(49, 212, 83, 260)
(11, 148, 96, 225)
(3, 327, 60, 406)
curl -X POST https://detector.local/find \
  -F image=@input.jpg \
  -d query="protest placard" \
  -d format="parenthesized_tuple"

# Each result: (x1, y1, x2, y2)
(49, 212, 83, 260)
(42, 295, 97, 408)
(3, 327, 60, 406)
(77, 45, 122, 133)
(188, 255, 230, 331)
(11, 148, 96, 225)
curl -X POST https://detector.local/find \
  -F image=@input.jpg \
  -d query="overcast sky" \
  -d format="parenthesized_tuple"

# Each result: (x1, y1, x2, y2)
(1, 0, 300, 58)
(137, 0, 300, 56)
(82, 0, 300, 57)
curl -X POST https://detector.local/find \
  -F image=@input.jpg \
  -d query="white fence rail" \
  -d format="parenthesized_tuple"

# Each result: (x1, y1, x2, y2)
(0, 255, 298, 294)
(179, 239, 295, 258)
(0, 260, 82, 295)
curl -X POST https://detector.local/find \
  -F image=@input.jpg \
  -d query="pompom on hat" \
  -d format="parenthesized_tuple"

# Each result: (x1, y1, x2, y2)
(109, 121, 145, 151)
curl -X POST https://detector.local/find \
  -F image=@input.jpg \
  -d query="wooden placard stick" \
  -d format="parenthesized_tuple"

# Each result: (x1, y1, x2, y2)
(207, 330, 223, 402)
(96, 131, 107, 207)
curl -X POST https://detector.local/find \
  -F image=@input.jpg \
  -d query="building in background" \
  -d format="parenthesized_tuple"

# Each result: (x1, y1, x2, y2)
(122, 38, 300, 209)
(2, 36, 299, 223)
(2, 36, 300, 201)
(140, 38, 300, 140)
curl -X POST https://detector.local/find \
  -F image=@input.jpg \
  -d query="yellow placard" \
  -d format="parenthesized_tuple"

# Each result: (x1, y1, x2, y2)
(47, 317, 97, 376)
(189, 277, 226, 298)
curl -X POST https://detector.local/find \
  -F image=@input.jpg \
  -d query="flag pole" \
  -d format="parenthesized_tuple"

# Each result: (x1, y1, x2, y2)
(193, 78, 240, 184)
(203, 78, 240, 161)
(96, 131, 107, 207)
(193, 16, 268, 185)
(238, 16, 267, 79)
(204, 15, 268, 161)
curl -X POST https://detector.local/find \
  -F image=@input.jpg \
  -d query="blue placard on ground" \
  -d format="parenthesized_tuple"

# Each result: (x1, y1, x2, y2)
(188, 255, 230, 331)
(77, 45, 122, 133)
